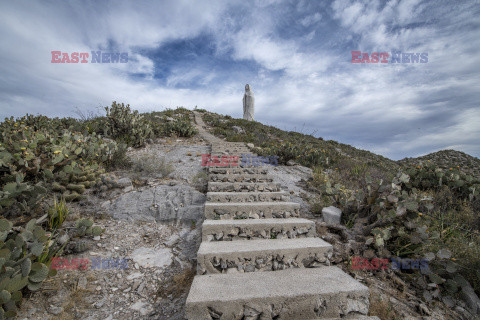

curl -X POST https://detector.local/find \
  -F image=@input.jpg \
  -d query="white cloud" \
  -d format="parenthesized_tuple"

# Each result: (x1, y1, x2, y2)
(300, 13, 322, 27)
(0, 0, 478, 160)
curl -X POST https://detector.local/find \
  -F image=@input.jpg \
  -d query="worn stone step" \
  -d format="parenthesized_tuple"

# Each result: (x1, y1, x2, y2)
(209, 174, 273, 183)
(206, 161, 275, 169)
(185, 267, 370, 319)
(208, 155, 278, 168)
(206, 163, 274, 169)
(207, 182, 282, 192)
(212, 145, 248, 150)
(197, 237, 332, 274)
(206, 191, 289, 203)
(204, 201, 299, 219)
(208, 167, 269, 175)
(211, 147, 251, 152)
(211, 148, 250, 152)
(214, 142, 247, 147)
(202, 218, 316, 241)
(205, 162, 264, 168)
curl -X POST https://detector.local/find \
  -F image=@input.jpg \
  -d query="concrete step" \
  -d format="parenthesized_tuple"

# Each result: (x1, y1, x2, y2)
(204, 201, 299, 219)
(208, 155, 278, 168)
(209, 174, 273, 183)
(211, 147, 251, 152)
(208, 167, 269, 175)
(206, 163, 274, 169)
(206, 191, 289, 203)
(205, 162, 267, 168)
(212, 143, 250, 149)
(214, 142, 247, 147)
(211, 148, 251, 152)
(207, 182, 282, 192)
(197, 237, 332, 274)
(202, 218, 316, 241)
(185, 267, 370, 319)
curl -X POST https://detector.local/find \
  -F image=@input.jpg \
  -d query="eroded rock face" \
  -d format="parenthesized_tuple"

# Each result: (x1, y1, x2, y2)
(107, 185, 205, 225)
(243, 84, 255, 121)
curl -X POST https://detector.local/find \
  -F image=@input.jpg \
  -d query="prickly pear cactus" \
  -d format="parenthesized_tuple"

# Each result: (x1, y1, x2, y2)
(74, 219, 104, 238)
(104, 101, 154, 147)
(0, 115, 118, 215)
(0, 218, 52, 318)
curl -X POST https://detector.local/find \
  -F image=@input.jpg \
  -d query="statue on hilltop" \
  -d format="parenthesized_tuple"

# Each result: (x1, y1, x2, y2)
(243, 84, 255, 121)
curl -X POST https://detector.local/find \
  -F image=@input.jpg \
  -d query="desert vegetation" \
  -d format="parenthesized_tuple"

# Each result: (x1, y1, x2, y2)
(0, 102, 197, 318)
(202, 111, 480, 306)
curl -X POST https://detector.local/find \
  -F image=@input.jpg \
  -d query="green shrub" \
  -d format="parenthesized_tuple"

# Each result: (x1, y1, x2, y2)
(163, 119, 197, 137)
(104, 101, 154, 147)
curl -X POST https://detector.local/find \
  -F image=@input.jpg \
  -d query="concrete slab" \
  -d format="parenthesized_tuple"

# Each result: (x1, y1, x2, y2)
(208, 168, 269, 175)
(185, 267, 370, 319)
(207, 182, 282, 192)
(197, 237, 332, 274)
(201, 218, 316, 241)
(209, 174, 273, 183)
(206, 191, 289, 203)
(204, 201, 299, 219)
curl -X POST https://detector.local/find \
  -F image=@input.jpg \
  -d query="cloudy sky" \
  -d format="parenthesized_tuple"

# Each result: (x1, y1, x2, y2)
(1, 0, 479, 160)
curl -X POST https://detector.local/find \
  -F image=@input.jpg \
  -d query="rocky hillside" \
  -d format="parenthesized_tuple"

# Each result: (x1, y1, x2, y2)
(0, 105, 479, 319)
(400, 149, 480, 177)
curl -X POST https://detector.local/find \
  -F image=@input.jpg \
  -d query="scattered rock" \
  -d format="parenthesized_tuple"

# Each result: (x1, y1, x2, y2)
(460, 280, 480, 314)
(232, 126, 245, 134)
(322, 206, 342, 225)
(127, 272, 143, 280)
(131, 247, 173, 269)
(77, 276, 87, 290)
(286, 160, 298, 166)
(117, 177, 132, 188)
(130, 300, 153, 316)
(47, 306, 63, 315)
(164, 234, 180, 247)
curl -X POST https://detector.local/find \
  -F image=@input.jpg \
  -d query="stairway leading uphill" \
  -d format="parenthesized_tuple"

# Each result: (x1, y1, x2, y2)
(185, 112, 379, 320)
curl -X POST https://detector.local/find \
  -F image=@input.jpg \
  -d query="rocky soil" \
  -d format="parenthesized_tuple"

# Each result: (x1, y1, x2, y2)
(15, 134, 477, 320)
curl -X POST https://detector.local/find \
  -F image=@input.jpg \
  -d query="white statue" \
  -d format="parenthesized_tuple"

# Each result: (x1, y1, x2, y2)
(243, 84, 255, 121)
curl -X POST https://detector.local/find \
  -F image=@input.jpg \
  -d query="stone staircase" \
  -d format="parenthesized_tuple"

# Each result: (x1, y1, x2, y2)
(185, 112, 378, 320)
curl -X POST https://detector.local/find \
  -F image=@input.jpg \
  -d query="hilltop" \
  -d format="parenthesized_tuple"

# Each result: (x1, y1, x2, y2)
(0, 104, 479, 319)
(400, 149, 480, 177)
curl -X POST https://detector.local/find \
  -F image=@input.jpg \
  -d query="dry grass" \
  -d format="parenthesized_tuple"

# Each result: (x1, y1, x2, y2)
(368, 292, 399, 320)
(156, 267, 196, 300)
(130, 153, 174, 177)
(192, 171, 208, 193)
